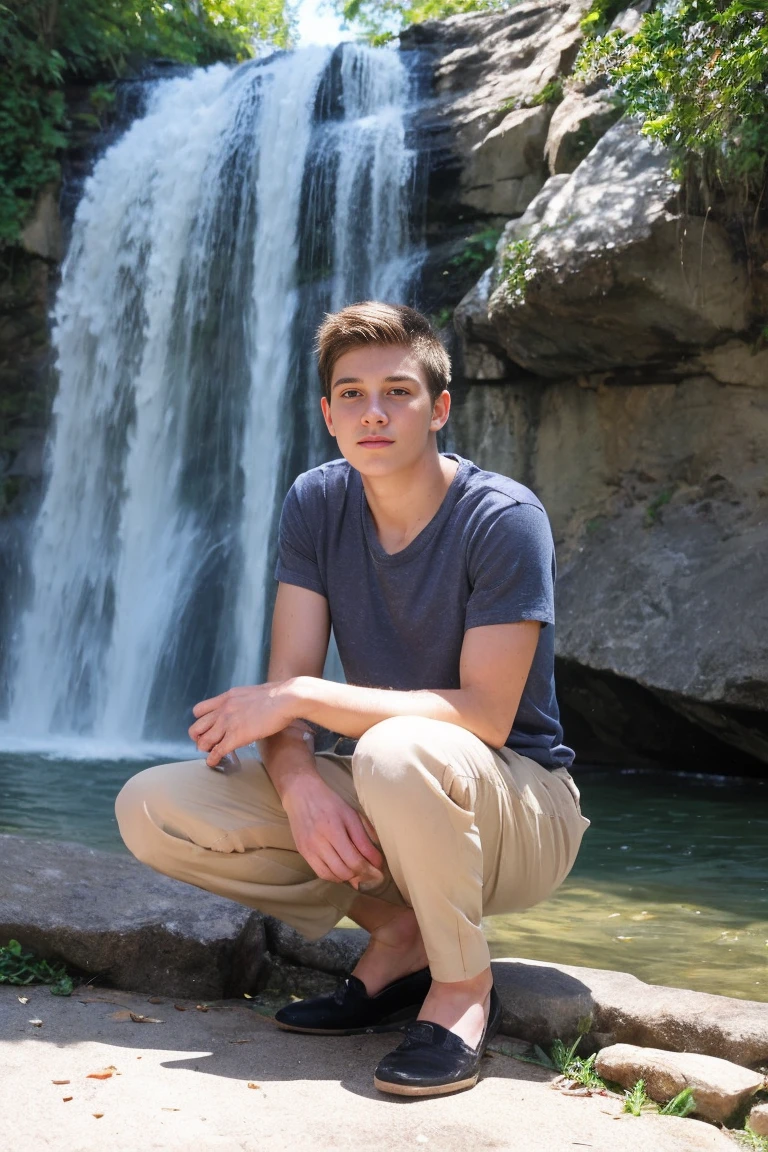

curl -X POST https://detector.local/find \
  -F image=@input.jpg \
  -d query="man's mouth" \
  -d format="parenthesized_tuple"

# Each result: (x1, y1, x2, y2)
(358, 437, 394, 447)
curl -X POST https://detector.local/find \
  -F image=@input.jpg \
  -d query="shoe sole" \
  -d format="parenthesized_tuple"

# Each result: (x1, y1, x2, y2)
(275, 1019, 412, 1037)
(373, 1073, 479, 1097)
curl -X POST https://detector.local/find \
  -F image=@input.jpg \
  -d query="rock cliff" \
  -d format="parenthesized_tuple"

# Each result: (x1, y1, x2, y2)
(403, 1, 768, 769)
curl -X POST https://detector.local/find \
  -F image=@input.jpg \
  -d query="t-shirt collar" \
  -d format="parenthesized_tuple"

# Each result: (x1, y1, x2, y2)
(359, 453, 470, 567)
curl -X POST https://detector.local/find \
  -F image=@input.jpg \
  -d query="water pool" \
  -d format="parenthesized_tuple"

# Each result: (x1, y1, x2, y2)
(1, 752, 765, 1002)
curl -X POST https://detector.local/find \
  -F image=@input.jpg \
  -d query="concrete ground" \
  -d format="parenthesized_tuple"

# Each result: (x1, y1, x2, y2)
(1, 985, 738, 1152)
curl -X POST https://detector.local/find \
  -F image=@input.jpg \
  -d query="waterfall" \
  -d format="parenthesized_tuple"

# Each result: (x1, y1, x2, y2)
(5, 43, 424, 755)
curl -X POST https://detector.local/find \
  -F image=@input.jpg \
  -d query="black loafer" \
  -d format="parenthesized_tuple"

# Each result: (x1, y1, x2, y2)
(373, 984, 502, 1096)
(274, 967, 431, 1036)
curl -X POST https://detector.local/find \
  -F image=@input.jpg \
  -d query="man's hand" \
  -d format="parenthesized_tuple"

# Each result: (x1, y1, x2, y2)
(189, 683, 293, 767)
(281, 773, 384, 888)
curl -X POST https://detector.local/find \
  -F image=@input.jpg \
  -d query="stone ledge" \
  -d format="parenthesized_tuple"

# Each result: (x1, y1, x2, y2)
(0, 833, 266, 999)
(4, 834, 767, 1072)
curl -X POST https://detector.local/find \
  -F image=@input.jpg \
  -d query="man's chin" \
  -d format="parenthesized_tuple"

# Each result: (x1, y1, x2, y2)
(341, 446, 405, 476)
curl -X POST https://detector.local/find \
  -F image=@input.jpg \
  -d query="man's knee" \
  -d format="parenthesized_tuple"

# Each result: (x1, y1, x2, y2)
(354, 716, 422, 773)
(352, 716, 456, 803)
(115, 764, 171, 866)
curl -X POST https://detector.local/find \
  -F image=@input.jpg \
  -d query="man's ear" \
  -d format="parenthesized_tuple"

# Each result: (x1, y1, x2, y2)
(429, 389, 451, 433)
(320, 395, 336, 438)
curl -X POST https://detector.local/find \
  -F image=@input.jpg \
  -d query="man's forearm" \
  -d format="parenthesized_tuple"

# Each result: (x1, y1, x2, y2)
(282, 677, 508, 749)
(260, 723, 321, 801)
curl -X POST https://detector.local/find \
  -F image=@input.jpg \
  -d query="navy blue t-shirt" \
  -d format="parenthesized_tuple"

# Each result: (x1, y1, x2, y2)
(274, 452, 574, 769)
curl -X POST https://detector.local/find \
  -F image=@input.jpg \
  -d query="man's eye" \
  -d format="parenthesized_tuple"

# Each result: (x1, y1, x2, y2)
(389, 388, 409, 396)
(340, 389, 362, 398)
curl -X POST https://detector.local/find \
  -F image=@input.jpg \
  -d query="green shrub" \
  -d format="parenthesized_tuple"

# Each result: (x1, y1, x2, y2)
(574, 0, 768, 204)
(500, 237, 535, 303)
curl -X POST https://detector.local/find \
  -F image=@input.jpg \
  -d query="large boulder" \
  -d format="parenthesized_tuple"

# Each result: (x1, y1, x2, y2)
(491, 957, 768, 1069)
(483, 118, 751, 378)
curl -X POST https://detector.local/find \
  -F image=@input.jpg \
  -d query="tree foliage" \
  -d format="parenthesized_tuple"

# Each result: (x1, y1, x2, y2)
(575, 0, 768, 205)
(0, 0, 295, 242)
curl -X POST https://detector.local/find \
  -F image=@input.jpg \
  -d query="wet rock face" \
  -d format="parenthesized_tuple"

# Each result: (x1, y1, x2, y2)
(401, 0, 587, 224)
(416, 12, 768, 767)
(450, 374, 768, 767)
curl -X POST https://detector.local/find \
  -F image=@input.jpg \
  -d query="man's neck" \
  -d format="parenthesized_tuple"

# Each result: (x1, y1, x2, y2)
(361, 450, 460, 556)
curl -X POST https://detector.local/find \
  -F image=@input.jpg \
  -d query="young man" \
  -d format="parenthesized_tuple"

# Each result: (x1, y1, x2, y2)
(116, 301, 590, 1098)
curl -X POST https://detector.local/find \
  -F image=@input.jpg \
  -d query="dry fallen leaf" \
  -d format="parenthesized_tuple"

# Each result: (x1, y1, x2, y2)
(161, 1107, 180, 1112)
(52, 1080, 70, 1086)
(62, 1097, 73, 1103)
(18, 996, 29, 1004)
(243, 993, 253, 999)
(173, 1005, 187, 1012)
(247, 1083, 261, 1090)
(148, 997, 165, 1004)
(110, 1009, 163, 1023)
(29, 1018, 43, 1027)
(231, 1039, 252, 1045)
(92, 1113, 104, 1119)
(87, 1066, 118, 1080)
(195, 1004, 209, 1012)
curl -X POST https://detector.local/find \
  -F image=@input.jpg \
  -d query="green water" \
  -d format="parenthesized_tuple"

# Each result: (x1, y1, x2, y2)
(1, 754, 766, 1002)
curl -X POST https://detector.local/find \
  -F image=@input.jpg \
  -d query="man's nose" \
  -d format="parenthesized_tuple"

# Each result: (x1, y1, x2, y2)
(361, 397, 387, 424)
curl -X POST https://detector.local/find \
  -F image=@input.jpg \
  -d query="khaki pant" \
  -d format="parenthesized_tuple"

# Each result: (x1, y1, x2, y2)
(115, 716, 591, 983)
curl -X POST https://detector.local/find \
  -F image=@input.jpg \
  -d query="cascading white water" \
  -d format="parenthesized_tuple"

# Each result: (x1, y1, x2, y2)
(6, 43, 424, 753)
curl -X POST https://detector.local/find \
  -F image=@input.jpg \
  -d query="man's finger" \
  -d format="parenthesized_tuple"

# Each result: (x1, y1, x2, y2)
(197, 722, 226, 753)
(300, 849, 336, 883)
(345, 813, 384, 869)
(192, 693, 227, 719)
(317, 842, 357, 884)
(189, 714, 217, 742)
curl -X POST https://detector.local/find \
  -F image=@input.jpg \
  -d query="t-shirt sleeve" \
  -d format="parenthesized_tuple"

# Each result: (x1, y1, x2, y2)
(274, 481, 327, 598)
(464, 501, 555, 630)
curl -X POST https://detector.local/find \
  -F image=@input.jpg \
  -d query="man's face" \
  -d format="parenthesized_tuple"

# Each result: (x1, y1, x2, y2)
(320, 343, 450, 476)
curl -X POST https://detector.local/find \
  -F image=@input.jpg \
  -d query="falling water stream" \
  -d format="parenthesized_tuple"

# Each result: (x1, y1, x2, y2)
(5, 44, 423, 753)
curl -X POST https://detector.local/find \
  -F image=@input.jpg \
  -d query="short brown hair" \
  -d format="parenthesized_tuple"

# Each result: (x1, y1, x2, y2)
(315, 301, 451, 404)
